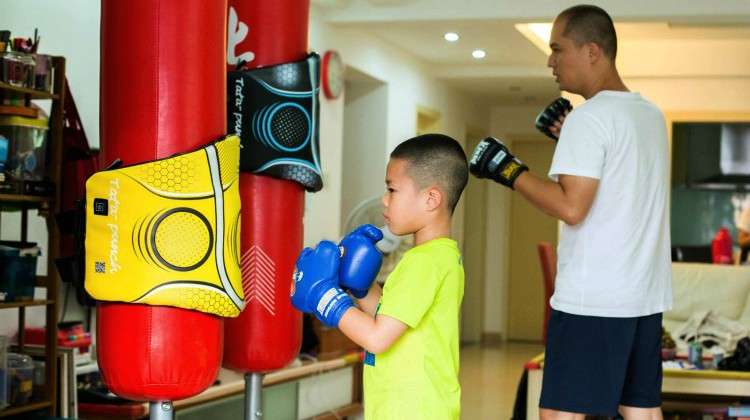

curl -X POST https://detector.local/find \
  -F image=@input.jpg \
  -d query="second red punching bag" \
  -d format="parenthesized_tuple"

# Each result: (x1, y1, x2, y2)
(223, 0, 309, 372)
(97, 0, 227, 401)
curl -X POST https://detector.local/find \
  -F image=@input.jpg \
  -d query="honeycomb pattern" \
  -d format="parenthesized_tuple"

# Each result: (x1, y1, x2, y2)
(216, 139, 239, 185)
(154, 211, 211, 269)
(277, 165, 322, 192)
(272, 107, 308, 148)
(138, 155, 197, 193)
(271, 63, 302, 89)
(179, 287, 238, 317)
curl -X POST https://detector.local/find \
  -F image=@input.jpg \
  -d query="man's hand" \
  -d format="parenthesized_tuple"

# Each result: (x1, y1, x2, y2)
(469, 137, 529, 189)
(535, 97, 572, 141)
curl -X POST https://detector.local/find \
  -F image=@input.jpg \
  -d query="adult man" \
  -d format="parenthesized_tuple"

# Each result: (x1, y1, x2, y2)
(470, 5, 671, 419)
(736, 205, 750, 263)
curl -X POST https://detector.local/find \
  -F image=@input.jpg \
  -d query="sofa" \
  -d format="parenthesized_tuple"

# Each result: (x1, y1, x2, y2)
(665, 262, 750, 335)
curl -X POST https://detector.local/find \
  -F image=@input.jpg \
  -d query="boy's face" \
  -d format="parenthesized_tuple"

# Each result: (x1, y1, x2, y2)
(382, 158, 426, 236)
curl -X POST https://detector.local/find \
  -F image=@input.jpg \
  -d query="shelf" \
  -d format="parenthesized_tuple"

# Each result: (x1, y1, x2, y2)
(76, 361, 100, 375)
(0, 54, 64, 418)
(0, 300, 53, 309)
(0, 193, 53, 203)
(0, 81, 58, 100)
(0, 399, 52, 418)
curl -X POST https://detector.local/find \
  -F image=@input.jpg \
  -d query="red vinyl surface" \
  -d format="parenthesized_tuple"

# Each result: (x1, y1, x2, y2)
(222, 0, 309, 373)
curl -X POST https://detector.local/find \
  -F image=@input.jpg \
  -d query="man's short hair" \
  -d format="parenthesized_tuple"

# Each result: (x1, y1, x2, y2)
(390, 133, 468, 213)
(558, 4, 618, 60)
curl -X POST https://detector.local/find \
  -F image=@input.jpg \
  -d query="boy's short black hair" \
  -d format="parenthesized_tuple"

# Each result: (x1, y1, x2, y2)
(390, 133, 468, 213)
(558, 4, 618, 60)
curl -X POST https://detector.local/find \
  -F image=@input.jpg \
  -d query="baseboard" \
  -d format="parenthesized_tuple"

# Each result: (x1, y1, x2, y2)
(480, 332, 503, 345)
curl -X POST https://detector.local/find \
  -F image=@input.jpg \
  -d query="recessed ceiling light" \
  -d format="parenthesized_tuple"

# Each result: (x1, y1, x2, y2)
(472, 49, 486, 59)
(444, 32, 459, 42)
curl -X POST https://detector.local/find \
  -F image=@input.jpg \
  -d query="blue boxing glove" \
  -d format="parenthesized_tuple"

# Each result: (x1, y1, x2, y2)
(339, 224, 383, 298)
(291, 241, 354, 327)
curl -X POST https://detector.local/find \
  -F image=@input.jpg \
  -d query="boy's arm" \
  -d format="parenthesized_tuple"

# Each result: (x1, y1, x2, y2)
(354, 283, 383, 316)
(339, 307, 407, 354)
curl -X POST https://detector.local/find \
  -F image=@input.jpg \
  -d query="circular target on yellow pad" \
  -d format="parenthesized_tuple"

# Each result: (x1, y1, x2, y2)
(152, 208, 213, 271)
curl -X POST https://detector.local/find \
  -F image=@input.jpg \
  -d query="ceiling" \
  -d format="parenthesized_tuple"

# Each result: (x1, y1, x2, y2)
(314, 0, 750, 105)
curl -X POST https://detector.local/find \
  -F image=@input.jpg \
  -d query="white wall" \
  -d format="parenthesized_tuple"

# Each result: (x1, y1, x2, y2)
(306, 6, 490, 248)
(626, 78, 750, 113)
(340, 79, 388, 232)
(0, 0, 101, 148)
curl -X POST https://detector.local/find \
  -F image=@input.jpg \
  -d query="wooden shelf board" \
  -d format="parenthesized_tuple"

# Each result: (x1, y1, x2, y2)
(0, 399, 52, 418)
(0, 193, 52, 204)
(0, 299, 53, 309)
(0, 81, 58, 100)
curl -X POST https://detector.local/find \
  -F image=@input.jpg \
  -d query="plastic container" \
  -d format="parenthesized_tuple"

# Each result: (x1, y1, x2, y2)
(1, 52, 35, 88)
(33, 54, 51, 92)
(0, 336, 7, 410)
(0, 244, 38, 302)
(7, 353, 33, 406)
(0, 115, 49, 181)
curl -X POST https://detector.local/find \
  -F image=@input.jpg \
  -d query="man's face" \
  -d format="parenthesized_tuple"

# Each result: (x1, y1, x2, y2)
(547, 18, 590, 94)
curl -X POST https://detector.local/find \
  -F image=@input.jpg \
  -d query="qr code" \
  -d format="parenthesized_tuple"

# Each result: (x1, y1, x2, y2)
(95, 262, 106, 273)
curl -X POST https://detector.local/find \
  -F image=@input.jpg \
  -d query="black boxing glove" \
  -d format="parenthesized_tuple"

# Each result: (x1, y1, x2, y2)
(535, 97, 572, 141)
(469, 137, 528, 189)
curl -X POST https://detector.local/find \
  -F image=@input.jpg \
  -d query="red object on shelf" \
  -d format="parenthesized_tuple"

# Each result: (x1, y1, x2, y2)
(25, 325, 92, 350)
(712, 227, 734, 265)
(78, 402, 147, 418)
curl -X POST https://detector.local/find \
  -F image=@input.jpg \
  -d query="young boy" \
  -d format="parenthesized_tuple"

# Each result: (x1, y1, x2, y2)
(291, 133, 468, 419)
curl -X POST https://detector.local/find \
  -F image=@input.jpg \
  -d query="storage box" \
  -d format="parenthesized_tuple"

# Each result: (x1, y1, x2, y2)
(7, 352, 33, 406)
(0, 243, 38, 302)
(312, 318, 360, 361)
(1, 52, 35, 88)
(0, 115, 49, 182)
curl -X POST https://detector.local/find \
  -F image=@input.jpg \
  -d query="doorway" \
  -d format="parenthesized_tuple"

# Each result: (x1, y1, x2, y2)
(461, 127, 488, 343)
(507, 139, 558, 341)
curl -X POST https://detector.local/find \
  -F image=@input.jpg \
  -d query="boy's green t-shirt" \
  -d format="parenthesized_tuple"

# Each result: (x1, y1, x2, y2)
(363, 237, 465, 420)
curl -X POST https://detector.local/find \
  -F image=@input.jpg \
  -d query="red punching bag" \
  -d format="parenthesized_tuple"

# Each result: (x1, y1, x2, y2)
(97, 0, 227, 401)
(222, 0, 308, 373)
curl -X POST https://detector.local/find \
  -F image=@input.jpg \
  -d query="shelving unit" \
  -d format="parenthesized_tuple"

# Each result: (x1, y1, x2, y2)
(0, 56, 65, 418)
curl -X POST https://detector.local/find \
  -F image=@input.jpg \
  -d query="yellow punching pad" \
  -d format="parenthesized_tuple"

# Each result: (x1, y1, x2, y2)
(84, 136, 244, 317)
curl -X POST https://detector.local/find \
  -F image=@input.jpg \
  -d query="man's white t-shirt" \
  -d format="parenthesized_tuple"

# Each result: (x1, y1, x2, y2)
(548, 90, 672, 317)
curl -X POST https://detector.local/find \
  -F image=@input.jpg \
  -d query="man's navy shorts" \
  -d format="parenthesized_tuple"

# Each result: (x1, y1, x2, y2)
(539, 309, 663, 416)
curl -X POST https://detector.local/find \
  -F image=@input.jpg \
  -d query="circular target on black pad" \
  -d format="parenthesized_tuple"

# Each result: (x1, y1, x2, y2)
(269, 103, 310, 152)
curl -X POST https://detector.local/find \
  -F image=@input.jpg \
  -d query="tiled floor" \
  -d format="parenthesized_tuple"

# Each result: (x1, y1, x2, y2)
(459, 342, 544, 419)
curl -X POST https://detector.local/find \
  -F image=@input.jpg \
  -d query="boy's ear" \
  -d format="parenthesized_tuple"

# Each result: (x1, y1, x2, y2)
(425, 186, 443, 212)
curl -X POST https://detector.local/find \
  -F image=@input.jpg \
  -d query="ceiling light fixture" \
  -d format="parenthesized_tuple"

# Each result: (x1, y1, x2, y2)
(472, 49, 486, 59)
(444, 32, 459, 42)
(515, 22, 553, 55)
